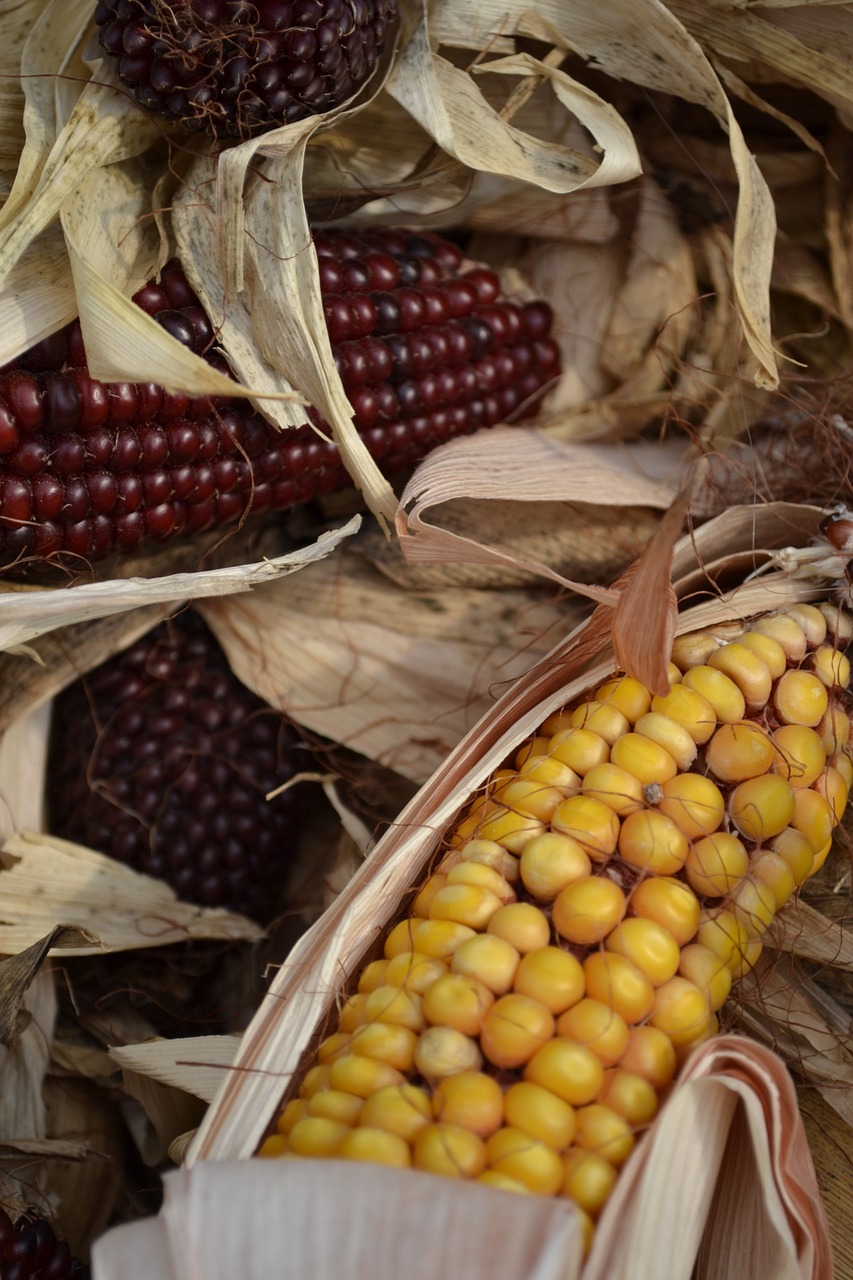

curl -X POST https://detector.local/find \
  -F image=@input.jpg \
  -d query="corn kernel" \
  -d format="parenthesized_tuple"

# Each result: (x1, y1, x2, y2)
(485, 1128, 565, 1195)
(707, 643, 772, 710)
(337, 1127, 412, 1167)
(609, 733, 678, 785)
(317, 1032, 351, 1064)
(817, 704, 851, 754)
(685, 832, 749, 898)
(791, 787, 836, 854)
(705, 721, 775, 782)
(329, 1054, 406, 1098)
(809, 839, 833, 877)
(493, 777, 565, 822)
(728, 937, 763, 981)
(348, 1023, 417, 1073)
(385, 951, 449, 993)
(481, 994, 556, 1068)
(785, 603, 826, 646)
(814, 765, 849, 820)
(515, 736, 551, 767)
(384, 918, 418, 958)
(774, 670, 829, 727)
(278, 1098, 308, 1134)
(359, 1084, 432, 1141)
(604, 917, 681, 985)
(649, 976, 710, 1046)
(677, 943, 733, 1012)
(414, 1027, 482, 1081)
(581, 763, 646, 816)
(362, 986, 425, 1033)
(569, 701, 631, 745)
(475, 806, 545, 854)
(551, 795, 621, 862)
(519, 832, 591, 900)
(728, 876, 779, 940)
(523, 1039, 604, 1106)
(339, 992, 369, 1032)
(597, 1069, 658, 1126)
(411, 920, 477, 958)
(750, 852, 796, 909)
(561, 1148, 619, 1217)
(556, 999, 630, 1066)
(357, 959, 389, 994)
(583, 952, 655, 1024)
(594, 675, 653, 723)
(477, 1171, 531, 1195)
(552, 875, 627, 946)
(771, 724, 827, 789)
(671, 632, 720, 669)
(487, 902, 551, 953)
(421, 973, 494, 1036)
(513, 946, 585, 1015)
(413, 1123, 486, 1179)
(629, 876, 700, 946)
(413, 873, 448, 918)
(432, 1072, 504, 1138)
(258, 1134, 290, 1157)
(459, 839, 521, 882)
(451, 934, 520, 994)
(504, 1081, 577, 1150)
(574, 1105, 635, 1167)
(812, 646, 851, 689)
(770, 826, 817, 884)
(657, 773, 725, 838)
(697, 908, 750, 969)
(446, 861, 516, 904)
(818, 603, 853, 642)
(299, 1065, 332, 1097)
(619, 1025, 678, 1088)
(650, 683, 717, 744)
(634, 711, 698, 770)
(618, 809, 688, 875)
(288, 1116, 351, 1156)
(738, 630, 788, 678)
(549, 728, 610, 775)
(307, 1090, 365, 1126)
(680, 665, 746, 724)
(832, 751, 853, 788)
(751, 613, 808, 661)
(517, 754, 581, 792)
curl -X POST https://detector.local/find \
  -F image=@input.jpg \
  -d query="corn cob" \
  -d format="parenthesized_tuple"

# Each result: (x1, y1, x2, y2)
(0, 1207, 89, 1280)
(0, 231, 558, 570)
(258, 601, 853, 1245)
(95, 0, 397, 139)
(46, 610, 312, 921)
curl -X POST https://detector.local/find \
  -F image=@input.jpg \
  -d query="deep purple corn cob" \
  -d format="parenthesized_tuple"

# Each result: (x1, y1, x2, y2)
(47, 610, 311, 921)
(94, 0, 396, 139)
(0, 1208, 89, 1280)
(0, 229, 560, 568)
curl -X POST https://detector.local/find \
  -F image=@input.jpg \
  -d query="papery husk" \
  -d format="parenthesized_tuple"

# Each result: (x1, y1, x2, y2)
(109, 1037, 242, 1106)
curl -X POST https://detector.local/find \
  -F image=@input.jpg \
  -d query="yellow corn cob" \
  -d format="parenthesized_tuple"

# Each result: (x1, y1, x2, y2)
(257, 603, 852, 1246)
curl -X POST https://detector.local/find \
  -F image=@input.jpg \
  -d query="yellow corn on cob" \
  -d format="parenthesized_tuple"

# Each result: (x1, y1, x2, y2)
(257, 602, 852, 1247)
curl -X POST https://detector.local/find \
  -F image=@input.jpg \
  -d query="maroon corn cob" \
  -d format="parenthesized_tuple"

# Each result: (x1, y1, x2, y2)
(95, 0, 397, 140)
(0, 229, 560, 569)
(47, 610, 312, 920)
(0, 1208, 89, 1280)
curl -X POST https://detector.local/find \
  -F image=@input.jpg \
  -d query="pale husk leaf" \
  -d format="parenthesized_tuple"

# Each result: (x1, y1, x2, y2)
(0, 222, 77, 367)
(0, 515, 359, 652)
(0, 832, 262, 956)
(109, 1036, 243, 1105)
(0, 0, 52, 183)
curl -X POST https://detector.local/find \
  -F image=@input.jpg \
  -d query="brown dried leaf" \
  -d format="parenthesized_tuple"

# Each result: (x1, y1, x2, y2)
(0, 928, 95, 1047)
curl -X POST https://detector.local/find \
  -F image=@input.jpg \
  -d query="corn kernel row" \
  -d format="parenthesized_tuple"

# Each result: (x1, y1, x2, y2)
(257, 603, 852, 1248)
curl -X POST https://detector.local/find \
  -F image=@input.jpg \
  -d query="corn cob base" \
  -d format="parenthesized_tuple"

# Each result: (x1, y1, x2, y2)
(258, 601, 853, 1248)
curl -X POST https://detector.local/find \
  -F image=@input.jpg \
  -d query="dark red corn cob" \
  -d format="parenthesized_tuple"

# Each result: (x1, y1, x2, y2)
(47, 610, 312, 921)
(0, 1208, 89, 1280)
(94, 0, 397, 139)
(0, 229, 560, 569)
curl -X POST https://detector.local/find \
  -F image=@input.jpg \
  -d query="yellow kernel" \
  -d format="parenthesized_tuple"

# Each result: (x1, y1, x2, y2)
(458, 839, 521, 882)
(487, 902, 551, 953)
(258, 1134, 290, 1158)
(808, 839, 833, 877)
(384, 918, 418, 959)
(414, 1123, 486, 1179)
(650, 683, 717, 744)
(569, 700, 631, 745)
(684, 832, 749, 898)
(307, 1090, 365, 1126)
(771, 724, 827, 789)
(428, 884, 504, 930)
(446, 861, 516, 904)
(594, 675, 653, 724)
(792, 788, 836, 855)
(551, 795, 621, 862)
(513, 946, 585, 1015)
(357, 959, 389, 994)
(649, 976, 710, 1047)
(515, 736, 550, 767)
(751, 851, 796, 908)
(317, 1032, 351, 1064)
(604, 917, 681, 985)
(561, 1147, 619, 1217)
(677, 943, 733, 1012)
(362, 986, 425, 1033)
(475, 806, 545, 854)
(556, 998, 630, 1066)
(729, 774, 795, 842)
(812, 646, 851, 690)
(477, 1171, 531, 1195)
(413, 873, 448, 918)
(619, 1025, 678, 1088)
(451, 934, 520, 994)
(411, 919, 477, 958)
(277, 1098, 308, 1134)
(681, 665, 746, 724)
(359, 1084, 432, 1141)
(785, 603, 826, 646)
(485, 1128, 565, 1195)
(597, 1068, 658, 1127)
(697, 908, 750, 970)
(818, 603, 853, 643)
(329, 1055, 405, 1098)
(583, 951, 655, 1024)
(774, 670, 829, 727)
(671, 631, 721, 669)
(414, 1027, 482, 1081)
(519, 832, 591, 900)
(707, 643, 772, 710)
(610, 733, 678, 785)
(618, 809, 689, 875)
(658, 773, 725, 838)
(574, 1104, 635, 1167)
(814, 765, 849, 820)
(770, 826, 817, 884)
(493, 776, 565, 822)
(504, 1081, 577, 1150)
(432, 1071, 504, 1138)
(517, 753, 581, 792)
(299, 1065, 332, 1098)
(738, 630, 788, 678)
(421, 973, 494, 1037)
(728, 876, 779, 940)
(337, 1126, 412, 1168)
(629, 876, 700, 946)
(817, 704, 851, 754)
(339, 992, 369, 1033)
(751, 613, 808, 661)
(728, 937, 764, 981)
(524, 1039, 604, 1106)
(552, 875, 627, 946)
(348, 1022, 417, 1073)
(384, 951, 449, 994)
(581, 763, 646, 816)
(705, 721, 775, 783)
(634, 711, 698, 770)
(549, 727, 610, 775)
(832, 751, 853, 788)
(288, 1116, 351, 1157)
(480, 993, 556, 1068)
